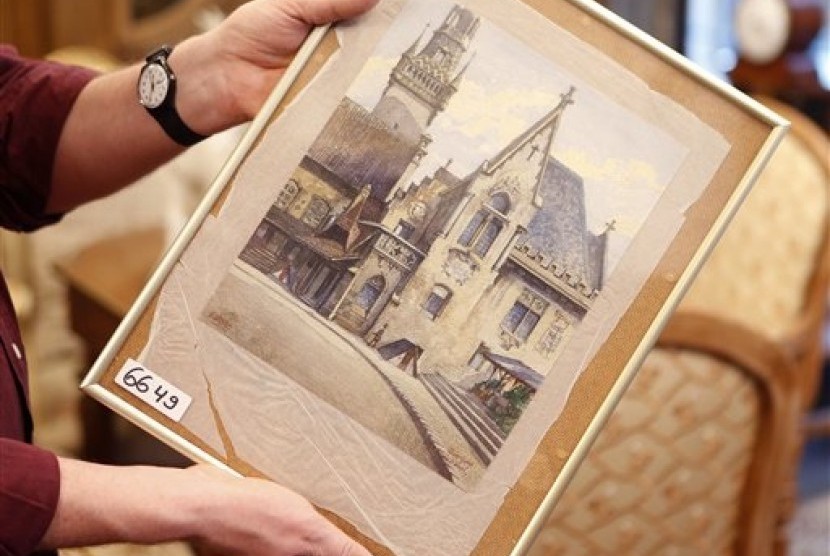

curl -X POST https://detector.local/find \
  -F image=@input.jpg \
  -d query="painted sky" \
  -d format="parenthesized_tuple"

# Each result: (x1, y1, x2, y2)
(345, 0, 689, 276)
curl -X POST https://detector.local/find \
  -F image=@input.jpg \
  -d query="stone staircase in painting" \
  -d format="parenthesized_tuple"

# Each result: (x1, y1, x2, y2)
(420, 373, 505, 466)
(239, 245, 279, 274)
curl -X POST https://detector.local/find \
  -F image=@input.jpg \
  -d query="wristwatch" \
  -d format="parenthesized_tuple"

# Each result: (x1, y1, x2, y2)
(137, 45, 207, 146)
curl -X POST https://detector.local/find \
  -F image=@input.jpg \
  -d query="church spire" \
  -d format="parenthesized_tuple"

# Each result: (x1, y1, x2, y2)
(371, 4, 479, 141)
(404, 26, 427, 57)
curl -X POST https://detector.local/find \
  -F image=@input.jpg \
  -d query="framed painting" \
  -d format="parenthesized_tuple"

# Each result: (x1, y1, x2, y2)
(81, 0, 788, 554)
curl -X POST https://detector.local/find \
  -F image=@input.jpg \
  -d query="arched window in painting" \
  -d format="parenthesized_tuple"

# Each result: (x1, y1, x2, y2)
(356, 275, 385, 312)
(501, 289, 548, 342)
(459, 209, 487, 247)
(458, 193, 511, 257)
(302, 196, 330, 229)
(489, 192, 510, 215)
(423, 284, 452, 319)
(275, 179, 300, 210)
(474, 218, 503, 257)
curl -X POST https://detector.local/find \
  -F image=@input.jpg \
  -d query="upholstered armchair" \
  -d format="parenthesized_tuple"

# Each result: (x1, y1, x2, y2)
(530, 98, 830, 556)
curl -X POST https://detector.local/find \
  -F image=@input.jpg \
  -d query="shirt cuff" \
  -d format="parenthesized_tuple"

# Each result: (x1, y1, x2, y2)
(0, 440, 60, 556)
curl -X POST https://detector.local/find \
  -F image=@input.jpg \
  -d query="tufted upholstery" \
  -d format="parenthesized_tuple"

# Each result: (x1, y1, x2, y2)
(682, 115, 829, 341)
(532, 98, 830, 556)
(532, 350, 761, 555)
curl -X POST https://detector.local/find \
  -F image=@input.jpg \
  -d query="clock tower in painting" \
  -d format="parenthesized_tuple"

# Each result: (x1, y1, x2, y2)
(372, 4, 480, 143)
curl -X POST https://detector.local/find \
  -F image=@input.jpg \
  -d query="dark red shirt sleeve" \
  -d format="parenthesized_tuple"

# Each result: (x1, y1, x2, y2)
(0, 44, 95, 556)
(0, 45, 97, 231)
(0, 440, 60, 556)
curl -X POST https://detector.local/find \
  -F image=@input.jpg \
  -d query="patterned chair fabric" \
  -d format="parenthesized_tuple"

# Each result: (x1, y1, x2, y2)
(531, 351, 760, 556)
(682, 117, 829, 342)
(531, 98, 830, 556)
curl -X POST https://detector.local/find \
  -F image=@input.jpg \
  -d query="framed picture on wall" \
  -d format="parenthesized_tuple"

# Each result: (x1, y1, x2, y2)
(82, 0, 787, 554)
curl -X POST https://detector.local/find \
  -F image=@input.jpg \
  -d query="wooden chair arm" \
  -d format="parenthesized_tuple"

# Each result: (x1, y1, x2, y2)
(656, 310, 802, 556)
(657, 311, 800, 387)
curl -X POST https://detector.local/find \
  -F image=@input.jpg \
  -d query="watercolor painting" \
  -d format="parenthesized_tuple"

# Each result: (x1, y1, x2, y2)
(201, 0, 687, 490)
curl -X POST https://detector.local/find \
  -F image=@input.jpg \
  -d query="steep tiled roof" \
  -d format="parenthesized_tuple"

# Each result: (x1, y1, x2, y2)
(519, 158, 605, 291)
(307, 98, 420, 201)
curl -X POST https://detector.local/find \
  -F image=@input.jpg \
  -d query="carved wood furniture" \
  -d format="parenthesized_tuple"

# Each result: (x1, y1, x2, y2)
(530, 97, 830, 556)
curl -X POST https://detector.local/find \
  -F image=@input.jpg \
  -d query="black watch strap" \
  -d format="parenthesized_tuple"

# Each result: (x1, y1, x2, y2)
(141, 46, 208, 147)
(148, 82, 208, 146)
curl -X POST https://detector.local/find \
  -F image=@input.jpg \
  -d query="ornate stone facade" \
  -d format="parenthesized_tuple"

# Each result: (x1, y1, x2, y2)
(238, 4, 606, 391)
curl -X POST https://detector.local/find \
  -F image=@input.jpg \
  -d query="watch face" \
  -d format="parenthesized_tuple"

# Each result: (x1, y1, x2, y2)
(138, 63, 170, 109)
(735, 0, 791, 64)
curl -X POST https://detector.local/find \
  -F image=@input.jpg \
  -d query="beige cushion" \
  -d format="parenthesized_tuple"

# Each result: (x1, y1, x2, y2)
(681, 131, 829, 340)
(531, 349, 759, 555)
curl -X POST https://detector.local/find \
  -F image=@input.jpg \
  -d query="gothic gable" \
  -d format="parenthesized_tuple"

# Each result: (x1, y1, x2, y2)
(484, 88, 576, 207)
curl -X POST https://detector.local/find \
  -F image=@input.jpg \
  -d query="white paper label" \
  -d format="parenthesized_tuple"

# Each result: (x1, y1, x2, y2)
(115, 359, 192, 423)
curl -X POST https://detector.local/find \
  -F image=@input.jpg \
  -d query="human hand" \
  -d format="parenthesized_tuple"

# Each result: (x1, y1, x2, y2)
(39, 458, 369, 555)
(176, 0, 379, 133)
(187, 464, 371, 556)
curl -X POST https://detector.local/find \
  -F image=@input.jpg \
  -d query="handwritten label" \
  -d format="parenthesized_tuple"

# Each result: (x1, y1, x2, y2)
(115, 359, 192, 423)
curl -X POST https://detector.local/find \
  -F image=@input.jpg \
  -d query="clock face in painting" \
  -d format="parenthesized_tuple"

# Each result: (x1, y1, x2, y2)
(408, 201, 428, 222)
(735, 0, 792, 64)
